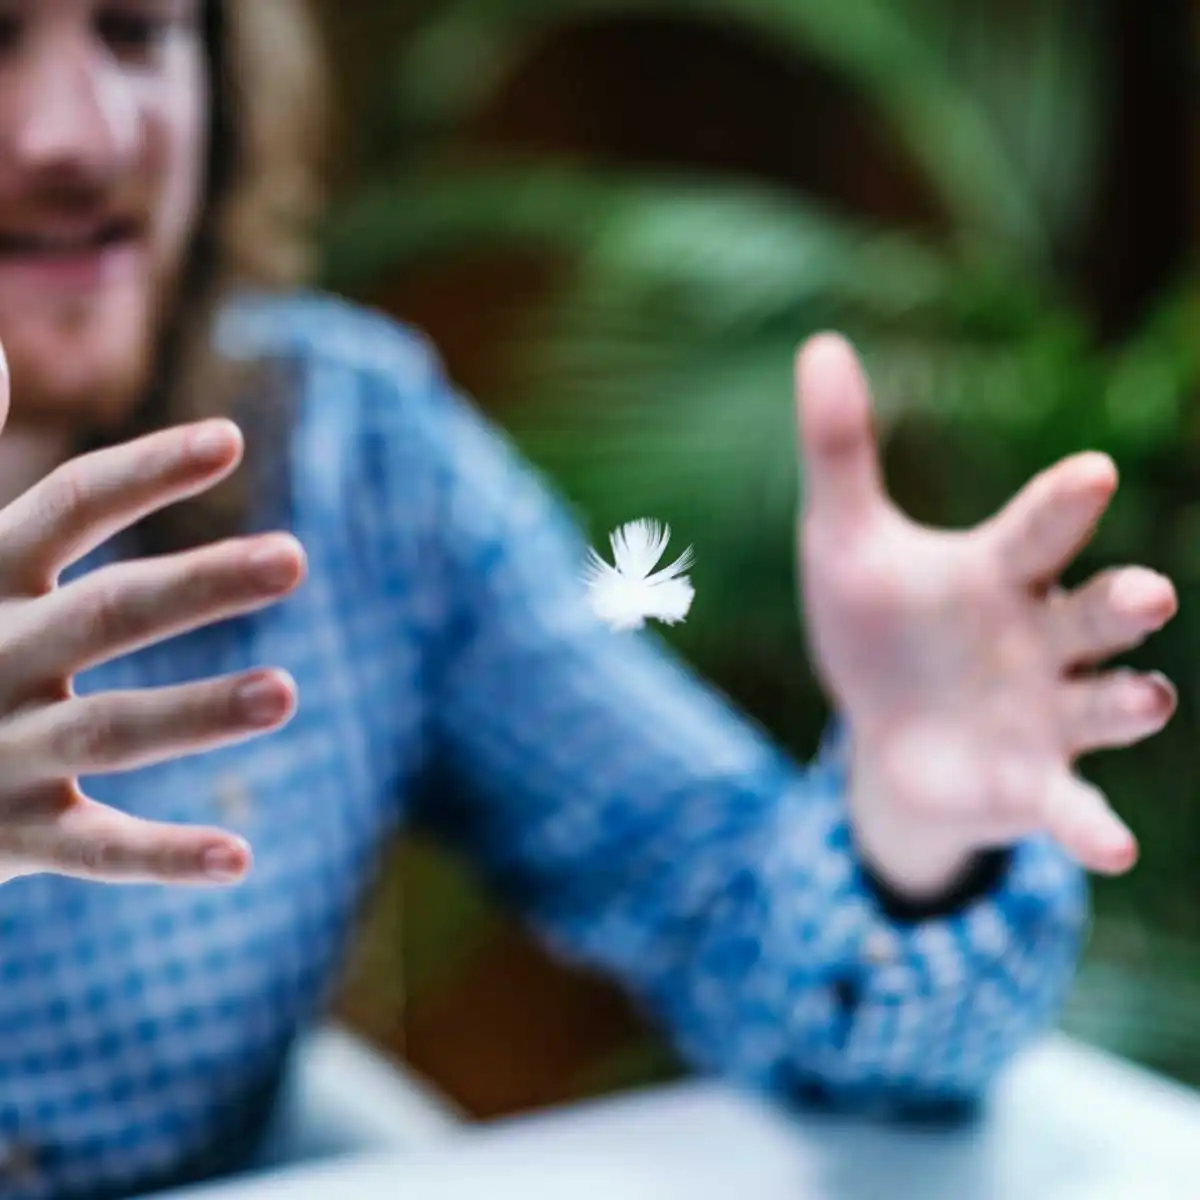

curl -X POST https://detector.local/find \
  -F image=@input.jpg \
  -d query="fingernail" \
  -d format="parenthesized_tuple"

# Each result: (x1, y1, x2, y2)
(1097, 826, 1138, 875)
(1147, 672, 1177, 710)
(1117, 570, 1173, 612)
(203, 843, 248, 883)
(189, 420, 239, 464)
(1075, 452, 1118, 492)
(1127, 673, 1175, 718)
(237, 674, 291, 725)
(248, 540, 299, 588)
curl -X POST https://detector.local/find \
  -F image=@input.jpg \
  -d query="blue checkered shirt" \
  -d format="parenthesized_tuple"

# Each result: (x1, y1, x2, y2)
(0, 293, 1087, 1198)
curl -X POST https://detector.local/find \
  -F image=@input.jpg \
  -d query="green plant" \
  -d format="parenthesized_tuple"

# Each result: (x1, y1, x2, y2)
(323, 0, 1200, 1086)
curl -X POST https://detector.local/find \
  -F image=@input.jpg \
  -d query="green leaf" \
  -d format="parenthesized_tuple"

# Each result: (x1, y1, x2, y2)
(324, 165, 1043, 333)
(390, 0, 1049, 258)
(905, 0, 1107, 248)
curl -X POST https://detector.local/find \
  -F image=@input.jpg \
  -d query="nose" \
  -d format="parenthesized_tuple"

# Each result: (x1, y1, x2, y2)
(9, 31, 137, 183)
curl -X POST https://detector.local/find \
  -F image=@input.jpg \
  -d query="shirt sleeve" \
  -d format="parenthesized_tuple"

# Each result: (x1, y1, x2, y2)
(384, 344, 1089, 1118)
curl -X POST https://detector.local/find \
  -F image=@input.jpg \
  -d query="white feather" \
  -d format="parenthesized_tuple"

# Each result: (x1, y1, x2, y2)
(583, 519, 695, 631)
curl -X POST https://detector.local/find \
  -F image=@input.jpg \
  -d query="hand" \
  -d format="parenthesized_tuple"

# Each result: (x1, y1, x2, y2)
(0, 366, 305, 887)
(795, 334, 1176, 898)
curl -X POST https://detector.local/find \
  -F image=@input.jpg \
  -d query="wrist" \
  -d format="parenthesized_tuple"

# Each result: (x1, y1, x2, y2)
(847, 740, 984, 903)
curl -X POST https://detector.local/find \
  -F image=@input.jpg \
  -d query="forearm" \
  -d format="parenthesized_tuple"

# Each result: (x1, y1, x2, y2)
(522, 734, 1087, 1115)
(405, 373, 1090, 1111)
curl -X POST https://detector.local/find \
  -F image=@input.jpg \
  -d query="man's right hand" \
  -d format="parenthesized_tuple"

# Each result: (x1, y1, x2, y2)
(0, 357, 304, 887)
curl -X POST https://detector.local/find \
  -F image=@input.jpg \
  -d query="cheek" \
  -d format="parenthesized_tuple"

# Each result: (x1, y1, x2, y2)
(145, 57, 208, 280)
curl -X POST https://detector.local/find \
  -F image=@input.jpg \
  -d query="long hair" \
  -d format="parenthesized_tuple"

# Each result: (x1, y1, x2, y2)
(119, 0, 330, 554)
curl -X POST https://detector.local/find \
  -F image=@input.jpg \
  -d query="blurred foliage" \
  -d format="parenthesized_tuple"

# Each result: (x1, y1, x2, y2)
(322, 1, 1200, 1088)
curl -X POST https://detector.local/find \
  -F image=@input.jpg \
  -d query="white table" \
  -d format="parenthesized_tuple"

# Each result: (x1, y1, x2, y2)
(159, 1034, 1200, 1199)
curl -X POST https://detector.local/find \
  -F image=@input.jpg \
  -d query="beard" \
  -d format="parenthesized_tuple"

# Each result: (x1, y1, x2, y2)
(1, 275, 173, 441)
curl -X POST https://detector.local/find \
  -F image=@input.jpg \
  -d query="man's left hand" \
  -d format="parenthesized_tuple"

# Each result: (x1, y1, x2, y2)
(795, 334, 1177, 899)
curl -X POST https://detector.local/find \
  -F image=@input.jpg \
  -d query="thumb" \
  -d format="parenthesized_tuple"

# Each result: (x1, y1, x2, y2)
(795, 333, 885, 529)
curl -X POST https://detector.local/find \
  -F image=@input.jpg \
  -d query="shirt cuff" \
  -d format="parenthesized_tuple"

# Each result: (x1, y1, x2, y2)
(771, 719, 1089, 1112)
(816, 718, 1013, 920)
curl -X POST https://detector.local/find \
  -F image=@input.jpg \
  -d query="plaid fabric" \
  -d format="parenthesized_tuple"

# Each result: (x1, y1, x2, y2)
(0, 294, 1086, 1198)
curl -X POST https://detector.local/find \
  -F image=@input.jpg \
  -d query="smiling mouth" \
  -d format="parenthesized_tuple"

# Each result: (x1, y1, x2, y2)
(0, 218, 141, 258)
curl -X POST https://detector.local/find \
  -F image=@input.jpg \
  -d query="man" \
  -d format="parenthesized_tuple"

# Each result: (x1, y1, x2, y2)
(0, 2, 1177, 1197)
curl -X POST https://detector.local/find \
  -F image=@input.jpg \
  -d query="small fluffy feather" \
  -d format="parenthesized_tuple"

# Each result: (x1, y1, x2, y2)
(583, 519, 695, 631)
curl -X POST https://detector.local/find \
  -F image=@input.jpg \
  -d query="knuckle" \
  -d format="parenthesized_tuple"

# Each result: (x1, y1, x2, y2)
(0, 821, 31, 867)
(165, 685, 230, 742)
(150, 842, 192, 878)
(142, 554, 226, 624)
(208, 684, 244, 734)
(53, 707, 121, 767)
(81, 582, 128, 646)
(40, 464, 87, 532)
(76, 837, 114, 875)
(53, 835, 111, 877)
(182, 559, 228, 609)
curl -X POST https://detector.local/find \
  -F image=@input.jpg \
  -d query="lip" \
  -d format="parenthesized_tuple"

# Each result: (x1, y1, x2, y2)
(0, 218, 145, 297)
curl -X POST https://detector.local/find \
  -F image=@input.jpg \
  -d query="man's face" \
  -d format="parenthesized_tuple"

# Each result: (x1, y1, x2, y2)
(0, 0, 205, 430)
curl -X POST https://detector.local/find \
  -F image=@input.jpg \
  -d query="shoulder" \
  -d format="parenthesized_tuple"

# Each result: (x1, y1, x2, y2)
(216, 289, 556, 548)
(217, 288, 443, 413)
(224, 288, 550, 487)
(213, 291, 459, 552)
(219, 287, 470, 473)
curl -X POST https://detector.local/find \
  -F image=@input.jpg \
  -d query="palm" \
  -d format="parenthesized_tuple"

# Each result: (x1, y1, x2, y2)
(794, 335, 1177, 876)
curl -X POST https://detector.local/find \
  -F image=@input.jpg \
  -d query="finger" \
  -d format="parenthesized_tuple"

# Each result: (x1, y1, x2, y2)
(1048, 567, 1177, 669)
(4, 670, 296, 785)
(795, 333, 887, 531)
(0, 339, 10, 433)
(986, 452, 1117, 588)
(15, 794, 252, 885)
(1041, 770, 1137, 875)
(0, 419, 243, 587)
(1059, 668, 1176, 755)
(9, 533, 306, 686)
